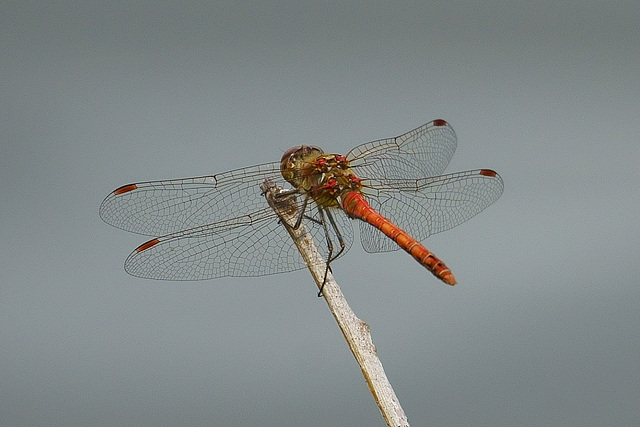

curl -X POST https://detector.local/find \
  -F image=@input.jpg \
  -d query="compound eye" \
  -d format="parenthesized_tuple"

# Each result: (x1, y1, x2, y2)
(280, 146, 302, 166)
(280, 145, 324, 165)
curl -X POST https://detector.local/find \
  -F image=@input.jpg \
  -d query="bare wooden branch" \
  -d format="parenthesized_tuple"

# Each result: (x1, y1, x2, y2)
(261, 180, 409, 427)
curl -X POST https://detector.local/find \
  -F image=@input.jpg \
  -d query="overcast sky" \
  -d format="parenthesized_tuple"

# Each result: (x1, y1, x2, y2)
(2, 1, 639, 426)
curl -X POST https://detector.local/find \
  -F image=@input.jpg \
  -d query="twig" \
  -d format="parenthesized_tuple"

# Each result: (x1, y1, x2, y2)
(261, 180, 409, 427)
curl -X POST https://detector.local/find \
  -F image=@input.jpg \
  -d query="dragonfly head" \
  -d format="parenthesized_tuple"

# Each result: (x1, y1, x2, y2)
(280, 145, 324, 189)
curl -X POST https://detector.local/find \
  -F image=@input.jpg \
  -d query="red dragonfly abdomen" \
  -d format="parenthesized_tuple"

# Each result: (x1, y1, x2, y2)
(341, 191, 457, 286)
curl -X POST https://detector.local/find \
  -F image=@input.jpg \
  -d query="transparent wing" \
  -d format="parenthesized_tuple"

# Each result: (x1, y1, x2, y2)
(347, 119, 457, 181)
(123, 203, 355, 280)
(100, 160, 357, 279)
(358, 169, 504, 253)
(99, 162, 284, 236)
(124, 208, 301, 279)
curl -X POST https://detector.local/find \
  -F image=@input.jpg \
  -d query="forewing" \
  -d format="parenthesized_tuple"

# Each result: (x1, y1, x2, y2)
(347, 120, 457, 181)
(359, 169, 504, 253)
(99, 162, 283, 236)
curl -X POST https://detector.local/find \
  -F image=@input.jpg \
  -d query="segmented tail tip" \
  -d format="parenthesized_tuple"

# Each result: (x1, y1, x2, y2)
(441, 272, 457, 286)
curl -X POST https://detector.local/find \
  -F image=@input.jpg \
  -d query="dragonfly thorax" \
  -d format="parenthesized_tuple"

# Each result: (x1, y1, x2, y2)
(280, 145, 363, 208)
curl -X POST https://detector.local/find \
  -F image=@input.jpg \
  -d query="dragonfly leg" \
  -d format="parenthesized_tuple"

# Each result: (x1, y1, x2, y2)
(292, 196, 310, 229)
(270, 186, 298, 197)
(288, 195, 326, 229)
(271, 190, 344, 297)
(269, 188, 317, 229)
(316, 208, 346, 297)
(325, 208, 346, 260)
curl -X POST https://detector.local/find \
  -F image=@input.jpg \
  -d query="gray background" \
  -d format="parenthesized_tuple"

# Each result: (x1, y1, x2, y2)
(2, 1, 639, 426)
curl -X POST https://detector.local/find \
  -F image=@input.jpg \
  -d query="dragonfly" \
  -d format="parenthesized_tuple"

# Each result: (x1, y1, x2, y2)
(100, 119, 503, 287)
